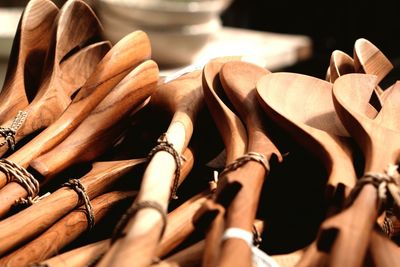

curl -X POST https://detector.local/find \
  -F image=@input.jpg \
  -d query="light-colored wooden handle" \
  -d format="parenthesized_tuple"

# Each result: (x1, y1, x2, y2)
(97, 147, 195, 267)
(0, 190, 136, 264)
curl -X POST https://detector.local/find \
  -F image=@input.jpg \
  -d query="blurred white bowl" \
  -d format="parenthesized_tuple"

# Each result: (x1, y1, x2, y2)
(103, 18, 221, 66)
(97, 0, 232, 26)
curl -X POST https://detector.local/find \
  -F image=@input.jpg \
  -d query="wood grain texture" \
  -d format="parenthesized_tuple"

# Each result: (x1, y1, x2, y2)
(97, 71, 202, 267)
(42, 239, 109, 267)
(0, 41, 111, 157)
(257, 73, 357, 188)
(0, 30, 151, 216)
(215, 61, 282, 267)
(202, 56, 247, 164)
(29, 59, 159, 180)
(0, 0, 58, 123)
(200, 57, 248, 267)
(0, 190, 136, 267)
(353, 38, 393, 85)
(99, 148, 195, 266)
(157, 191, 209, 257)
(319, 73, 400, 267)
(0, 159, 144, 255)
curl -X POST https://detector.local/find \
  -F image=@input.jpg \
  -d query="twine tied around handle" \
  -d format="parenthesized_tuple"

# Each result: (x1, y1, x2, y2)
(219, 152, 270, 178)
(0, 158, 40, 206)
(62, 179, 95, 231)
(0, 111, 28, 151)
(147, 133, 186, 200)
(345, 164, 400, 217)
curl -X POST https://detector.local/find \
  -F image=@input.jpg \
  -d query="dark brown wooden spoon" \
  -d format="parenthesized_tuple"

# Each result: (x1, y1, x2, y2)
(0, 41, 111, 157)
(0, 0, 58, 123)
(0, 31, 151, 216)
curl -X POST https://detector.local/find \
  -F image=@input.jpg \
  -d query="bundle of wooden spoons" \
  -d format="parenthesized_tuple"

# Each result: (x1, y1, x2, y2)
(2, 1, 400, 266)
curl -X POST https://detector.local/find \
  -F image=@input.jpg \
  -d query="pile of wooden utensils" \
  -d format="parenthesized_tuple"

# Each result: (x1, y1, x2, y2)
(0, 0, 399, 267)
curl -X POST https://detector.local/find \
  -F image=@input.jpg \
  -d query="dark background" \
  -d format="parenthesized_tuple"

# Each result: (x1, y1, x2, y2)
(222, 0, 400, 86)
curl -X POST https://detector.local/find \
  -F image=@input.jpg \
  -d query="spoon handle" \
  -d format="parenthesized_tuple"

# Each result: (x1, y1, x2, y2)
(0, 159, 144, 254)
(0, 190, 136, 264)
(317, 185, 378, 267)
(42, 239, 110, 267)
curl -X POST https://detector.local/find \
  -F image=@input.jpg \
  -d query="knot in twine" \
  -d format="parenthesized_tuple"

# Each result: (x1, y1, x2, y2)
(345, 164, 400, 216)
(219, 152, 269, 178)
(147, 133, 186, 200)
(0, 158, 41, 206)
(62, 179, 94, 231)
(0, 111, 28, 151)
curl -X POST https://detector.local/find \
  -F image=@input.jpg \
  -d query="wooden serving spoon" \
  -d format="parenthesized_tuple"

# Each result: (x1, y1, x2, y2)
(0, 0, 106, 156)
(200, 56, 248, 267)
(256, 73, 359, 267)
(0, 190, 136, 266)
(0, 158, 145, 256)
(29, 59, 159, 180)
(214, 61, 281, 267)
(0, 41, 111, 157)
(0, 0, 58, 123)
(0, 59, 157, 217)
(257, 73, 357, 189)
(329, 50, 355, 83)
(0, 30, 151, 215)
(97, 69, 203, 267)
(319, 73, 400, 267)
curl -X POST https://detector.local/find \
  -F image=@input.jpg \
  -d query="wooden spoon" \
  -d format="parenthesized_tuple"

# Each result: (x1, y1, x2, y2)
(256, 73, 359, 267)
(29, 59, 159, 180)
(257, 73, 357, 188)
(0, 0, 106, 156)
(318, 73, 400, 267)
(214, 61, 281, 267)
(200, 56, 248, 267)
(0, 59, 157, 217)
(0, 190, 136, 266)
(329, 50, 355, 83)
(0, 0, 58, 123)
(353, 38, 393, 88)
(0, 30, 151, 215)
(0, 158, 145, 255)
(0, 41, 111, 157)
(97, 69, 203, 267)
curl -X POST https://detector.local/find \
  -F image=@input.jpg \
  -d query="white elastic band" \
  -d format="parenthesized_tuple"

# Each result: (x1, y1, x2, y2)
(222, 227, 254, 247)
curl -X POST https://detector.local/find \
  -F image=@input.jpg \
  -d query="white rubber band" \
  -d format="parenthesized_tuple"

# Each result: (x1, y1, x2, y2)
(221, 227, 253, 247)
